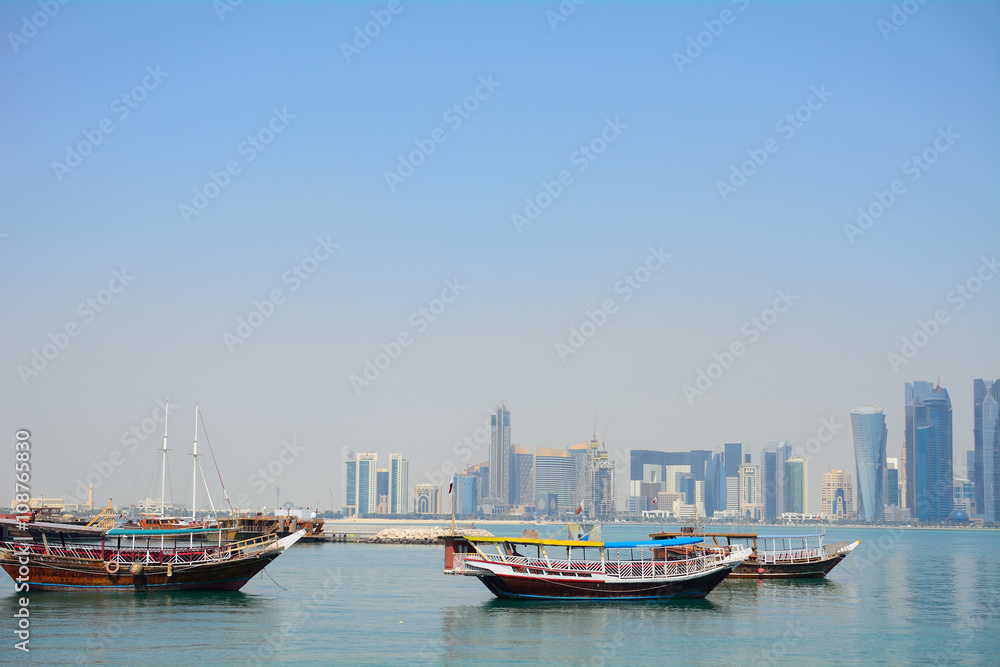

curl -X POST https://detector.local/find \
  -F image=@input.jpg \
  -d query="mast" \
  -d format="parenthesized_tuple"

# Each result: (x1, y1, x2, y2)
(159, 399, 169, 518)
(192, 403, 199, 522)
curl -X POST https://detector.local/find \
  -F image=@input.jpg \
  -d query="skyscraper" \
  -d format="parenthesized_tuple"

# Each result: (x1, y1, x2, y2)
(512, 446, 534, 508)
(906, 381, 953, 521)
(344, 450, 357, 516)
(886, 458, 900, 507)
(784, 457, 807, 514)
(724, 443, 743, 514)
(851, 405, 887, 523)
(489, 403, 511, 504)
(376, 469, 389, 513)
(738, 463, 762, 520)
(704, 452, 726, 517)
(390, 453, 408, 515)
(762, 449, 778, 521)
(534, 448, 576, 514)
(821, 469, 853, 519)
(355, 452, 377, 516)
(974, 379, 1000, 522)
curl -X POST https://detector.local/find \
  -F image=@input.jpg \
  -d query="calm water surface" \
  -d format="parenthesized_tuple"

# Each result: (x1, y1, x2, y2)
(3, 525, 997, 665)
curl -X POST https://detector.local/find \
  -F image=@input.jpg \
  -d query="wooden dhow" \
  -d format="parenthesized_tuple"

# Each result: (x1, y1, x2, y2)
(444, 533, 750, 600)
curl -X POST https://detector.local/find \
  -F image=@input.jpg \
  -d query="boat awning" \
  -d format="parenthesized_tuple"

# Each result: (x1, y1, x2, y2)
(604, 538, 703, 548)
(462, 535, 598, 547)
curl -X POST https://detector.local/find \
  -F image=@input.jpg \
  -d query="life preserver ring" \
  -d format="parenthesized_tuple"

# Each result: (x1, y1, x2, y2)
(105, 560, 120, 574)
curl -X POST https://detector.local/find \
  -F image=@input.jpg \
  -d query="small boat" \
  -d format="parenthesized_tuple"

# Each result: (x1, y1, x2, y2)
(650, 529, 859, 579)
(443, 531, 750, 600)
(0, 529, 305, 592)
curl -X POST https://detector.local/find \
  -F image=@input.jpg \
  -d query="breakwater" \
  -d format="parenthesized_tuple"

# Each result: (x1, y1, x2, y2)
(322, 526, 494, 544)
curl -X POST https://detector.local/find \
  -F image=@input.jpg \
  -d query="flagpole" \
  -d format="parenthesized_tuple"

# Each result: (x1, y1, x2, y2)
(449, 475, 456, 534)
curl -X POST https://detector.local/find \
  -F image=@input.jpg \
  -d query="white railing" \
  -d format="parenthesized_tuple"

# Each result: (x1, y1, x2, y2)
(1, 534, 278, 567)
(459, 549, 739, 580)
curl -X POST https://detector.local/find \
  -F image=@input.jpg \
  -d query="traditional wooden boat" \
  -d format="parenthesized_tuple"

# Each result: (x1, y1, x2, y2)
(444, 533, 750, 600)
(0, 529, 305, 592)
(650, 530, 859, 578)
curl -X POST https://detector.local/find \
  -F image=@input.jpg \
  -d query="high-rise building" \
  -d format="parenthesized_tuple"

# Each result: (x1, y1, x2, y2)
(762, 449, 778, 521)
(738, 463, 762, 520)
(376, 469, 389, 513)
(512, 446, 534, 508)
(906, 381, 953, 521)
(414, 484, 439, 515)
(953, 478, 973, 514)
(704, 452, 726, 517)
(355, 452, 378, 516)
(784, 457, 807, 514)
(851, 405, 887, 522)
(489, 404, 512, 504)
(344, 450, 357, 516)
(390, 453, 408, 515)
(821, 469, 853, 519)
(724, 443, 743, 514)
(724, 443, 743, 478)
(455, 473, 478, 516)
(974, 379, 1000, 522)
(886, 458, 900, 507)
(534, 448, 576, 514)
(775, 442, 792, 515)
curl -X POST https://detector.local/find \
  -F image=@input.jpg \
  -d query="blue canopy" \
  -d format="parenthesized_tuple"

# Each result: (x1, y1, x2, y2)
(604, 537, 702, 548)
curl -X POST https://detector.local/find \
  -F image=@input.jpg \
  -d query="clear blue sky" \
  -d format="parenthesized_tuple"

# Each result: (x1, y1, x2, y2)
(2, 0, 998, 512)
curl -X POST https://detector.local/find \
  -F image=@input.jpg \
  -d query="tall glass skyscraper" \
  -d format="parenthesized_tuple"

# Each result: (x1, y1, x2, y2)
(762, 449, 778, 521)
(906, 381, 953, 521)
(851, 405, 887, 522)
(390, 453, 408, 515)
(974, 379, 1000, 522)
(489, 403, 511, 503)
(784, 457, 807, 514)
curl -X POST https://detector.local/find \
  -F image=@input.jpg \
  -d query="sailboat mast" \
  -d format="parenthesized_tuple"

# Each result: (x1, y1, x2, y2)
(192, 404, 199, 522)
(160, 399, 169, 518)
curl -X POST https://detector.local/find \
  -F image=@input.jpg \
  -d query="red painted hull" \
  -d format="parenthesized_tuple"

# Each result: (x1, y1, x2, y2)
(474, 565, 735, 600)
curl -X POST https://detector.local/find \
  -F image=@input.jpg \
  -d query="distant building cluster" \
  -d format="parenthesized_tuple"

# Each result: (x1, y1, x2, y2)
(848, 378, 999, 525)
(337, 379, 999, 525)
(627, 442, 808, 522)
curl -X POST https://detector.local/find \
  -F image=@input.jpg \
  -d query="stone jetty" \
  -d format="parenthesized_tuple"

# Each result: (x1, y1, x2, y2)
(365, 526, 494, 544)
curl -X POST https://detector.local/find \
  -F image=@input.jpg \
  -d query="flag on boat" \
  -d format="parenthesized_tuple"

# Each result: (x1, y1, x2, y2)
(652, 496, 657, 506)
(448, 476, 455, 494)
(574, 504, 582, 515)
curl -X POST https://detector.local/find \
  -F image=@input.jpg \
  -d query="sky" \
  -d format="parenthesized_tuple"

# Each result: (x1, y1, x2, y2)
(1, 0, 998, 514)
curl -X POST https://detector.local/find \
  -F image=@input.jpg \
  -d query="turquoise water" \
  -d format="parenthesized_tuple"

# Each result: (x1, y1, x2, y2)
(3, 525, 997, 665)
